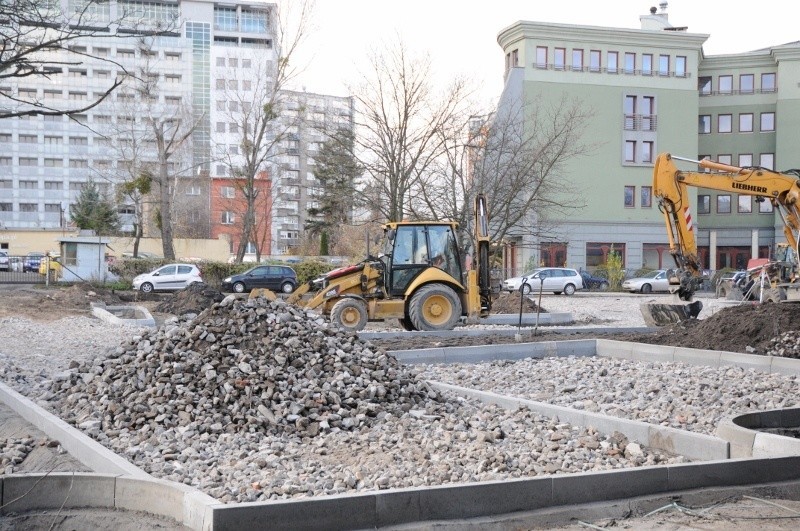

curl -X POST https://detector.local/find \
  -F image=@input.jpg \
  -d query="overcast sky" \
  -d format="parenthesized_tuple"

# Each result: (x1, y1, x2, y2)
(288, 0, 797, 104)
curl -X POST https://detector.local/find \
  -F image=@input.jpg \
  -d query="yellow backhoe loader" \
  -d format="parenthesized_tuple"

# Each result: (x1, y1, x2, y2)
(251, 195, 493, 332)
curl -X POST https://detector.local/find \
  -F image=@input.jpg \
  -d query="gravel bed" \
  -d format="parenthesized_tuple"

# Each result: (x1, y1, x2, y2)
(0, 304, 691, 504)
(418, 356, 800, 434)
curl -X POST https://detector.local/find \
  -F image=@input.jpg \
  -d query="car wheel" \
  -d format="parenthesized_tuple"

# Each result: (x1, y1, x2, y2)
(330, 298, 368, 332)
(521, 284, 532, 295)
(599, 281, 609, 291)
(564, 283, 576, 296)
(233, 282, 246, 293)
(140, 282, 154, 294)
(409, 284, 462, 331)
(641, 283, 652, 294)
(281, 281, 294, 294)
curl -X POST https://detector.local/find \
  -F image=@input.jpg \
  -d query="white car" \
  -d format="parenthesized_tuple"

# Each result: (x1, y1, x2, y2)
(622, 270, 670, 294)
(503, 267, 583, 295)
(0, 251, 8, 271)
(132, 263, 203, 293)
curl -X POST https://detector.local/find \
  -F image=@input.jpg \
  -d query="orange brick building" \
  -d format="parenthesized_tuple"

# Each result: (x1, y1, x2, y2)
(210, 171, 272, 257)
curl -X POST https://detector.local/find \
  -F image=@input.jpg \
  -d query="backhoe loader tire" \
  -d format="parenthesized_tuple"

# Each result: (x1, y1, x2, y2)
(763, 288, 785, 303)
(331, 298, 368, 332)
(398, 317, 416, 331)
(409, 284, 462, 331)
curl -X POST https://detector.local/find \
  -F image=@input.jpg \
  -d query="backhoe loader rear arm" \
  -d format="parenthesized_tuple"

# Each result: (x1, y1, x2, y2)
(653, 153, 800, 299)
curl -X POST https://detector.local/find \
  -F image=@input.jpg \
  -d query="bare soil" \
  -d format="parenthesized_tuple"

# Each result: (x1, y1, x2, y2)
(2, 284, 798, 356)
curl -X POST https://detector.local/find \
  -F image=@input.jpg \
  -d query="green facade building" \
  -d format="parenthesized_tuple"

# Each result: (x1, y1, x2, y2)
(495, 5, 800, 276)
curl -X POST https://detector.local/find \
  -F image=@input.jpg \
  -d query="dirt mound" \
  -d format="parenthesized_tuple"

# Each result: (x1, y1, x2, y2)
(154, 282, 225, 315)
(642, 302, 800, 354)
(491, 291, 546, 314)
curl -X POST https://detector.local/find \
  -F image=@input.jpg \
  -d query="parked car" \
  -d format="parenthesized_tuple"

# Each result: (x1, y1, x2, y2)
(132, 263, 203, 293)
(0, 251, 8, 271)
(579, 270, 609, 291)
(23, 252, 45, 272)
(622, 269, 670, 294)
(221, 265, 298, 294)
(503, 267, 583, 295)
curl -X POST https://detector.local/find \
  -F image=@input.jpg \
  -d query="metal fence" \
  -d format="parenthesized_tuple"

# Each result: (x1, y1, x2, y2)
(0, 255, 48, 285)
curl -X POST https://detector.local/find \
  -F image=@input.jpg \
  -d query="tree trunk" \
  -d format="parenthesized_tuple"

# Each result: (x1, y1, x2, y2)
(159, 157, 176, 260)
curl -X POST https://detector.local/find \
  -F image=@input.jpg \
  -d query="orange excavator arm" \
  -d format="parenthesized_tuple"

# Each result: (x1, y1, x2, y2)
(653, 152, 800, 299)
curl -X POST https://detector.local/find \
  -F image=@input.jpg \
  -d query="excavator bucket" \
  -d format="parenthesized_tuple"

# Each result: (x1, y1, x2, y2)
(639, 299, 703, 327)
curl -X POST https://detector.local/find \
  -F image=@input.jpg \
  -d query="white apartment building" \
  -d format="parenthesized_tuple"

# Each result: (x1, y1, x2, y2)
(0, 0, 283, 238)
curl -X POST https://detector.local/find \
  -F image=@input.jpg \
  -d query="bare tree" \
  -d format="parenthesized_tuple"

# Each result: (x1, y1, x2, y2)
(0, 0, 175, 119)
(407, 94, 595, 259)
(351, 39, 473, 222)
(217, 0, 314, 263)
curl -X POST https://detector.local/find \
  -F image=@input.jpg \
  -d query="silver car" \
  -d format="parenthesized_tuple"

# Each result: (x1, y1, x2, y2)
(622, 270, 670, 294)
(132, 263, 203, 293)
(503, 267, 584, 295)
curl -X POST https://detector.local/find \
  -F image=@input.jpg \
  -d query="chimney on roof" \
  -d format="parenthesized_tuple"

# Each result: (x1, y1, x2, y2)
(640, 1, 681, 31)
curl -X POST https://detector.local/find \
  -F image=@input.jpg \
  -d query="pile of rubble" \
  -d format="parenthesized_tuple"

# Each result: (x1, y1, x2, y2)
(49, 296, 432, 439)
(40, 296, 686, 503)
(765, 331, 800, 359)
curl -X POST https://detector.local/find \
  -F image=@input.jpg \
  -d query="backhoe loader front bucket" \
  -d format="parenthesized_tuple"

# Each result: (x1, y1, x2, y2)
(639, 299, 703, 327)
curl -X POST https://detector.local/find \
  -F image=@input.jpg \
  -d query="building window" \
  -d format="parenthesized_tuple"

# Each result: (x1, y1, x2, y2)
(698, 195, 710, 214)
(215, 79, 225, 90)
(642, 54, 652, 75)
(719, 75, 733, 94)
(761, 73, 776, 92)
(738, 195, 752, 213)
(216, 57, 225, 67)
(739, 113, 753, 132)
(760, 153, 774, 170)
(19, 180, 37, 189)
(20, 135, 37, 143)
(19, 203, 37, 212)
(675, 56, 686, 77)
(589, 50, 600, 72)
(623, 95, 636, 130)
(699, 115, 711, 134)
(658, 54, 669, 75)
(214, 7, 238, 31)
(698, 76, 712, 95)
(624, 141, 636, 162)
(69, 136, 88, 146)
(641, 186, 652, 208)
(717, 195, 731, 214)
(510, 49, 518, 67)
(44, 181, 62, 190)
(221, 211, 235, 224)
(624, 52, 635, 74)
(718, 114, 732, 133)
(535, 46, 547, 68)
(44, 158, 63, 167)
(186, 186, 201, 195)
(242, 59, 251, 68)
(740, 74, 754, 94)
(19, 157, 37, 166)
(717, 154, 732, 165)
(240, 9, 268, 33)
(229, 123, 238, 133)
(624, 185, 635, 207)
(760, 112, 775, 132)
(586, 243, 626, 268)
(572, 49, 583, 71)
(554, 48, 565, 70)
(607, 51, 618, 73)
(642, 141, 654, 163)
(641, 96, 654, 131)
(759, 198, 774, 213)
(216, 122, 225, 133)
(221, 186, 235, 198)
